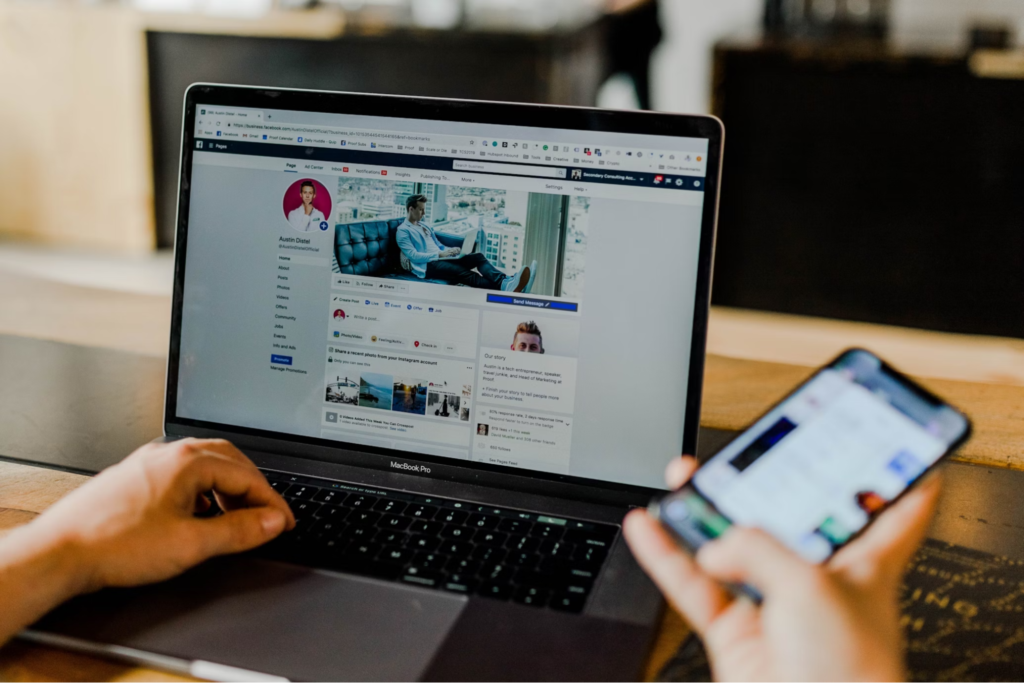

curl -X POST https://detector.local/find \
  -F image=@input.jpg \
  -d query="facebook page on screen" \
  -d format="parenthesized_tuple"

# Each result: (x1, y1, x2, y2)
(176, 105, 711, 489)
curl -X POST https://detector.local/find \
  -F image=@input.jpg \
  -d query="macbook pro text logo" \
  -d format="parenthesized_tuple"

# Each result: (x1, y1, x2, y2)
(391, 461, 431, 475)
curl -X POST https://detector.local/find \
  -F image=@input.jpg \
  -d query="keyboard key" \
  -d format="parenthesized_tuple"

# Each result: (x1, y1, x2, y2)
(348, 542, 382, 560)
(312, 489, 347, 505)
(402, 566, 444, 588)
(439, 525, 475, 541)
(568, 522, 618, 540)
(322, 537, 349, 555)
(478, 582, 512, 600)
(571, 545, 608, 565)
(374, 499, 408, 515)
(268, 479, 290, 493)
(506, 535, 540, 553)
(471, 546, 507, 564)
(347, 510, 382, 526)
(537, 556, 569, 575)
(408, 535, 441, 552)
(514, 569, 555, 587)
(513, 586, 550, 607)
(290, 500, 323, 519)
(378, 514, 412, 531)
(317, 505, 350, 522)
(308, 519, 346, 540)
(377, 531, 409, 547)
(481, 563, 512, 582)
(437, 509, 468, 525)
(345, 495, 378, 510)
(409, 520, 442, 535)
(413, 552, 448, 570)
(445, 557, 481, 575)
(471, 505, 506, 516)
(506, 551, 539, 569)
(561, 580, 593, 596)
(404, 504, 438, 519)
(340, 525, 377, 542)
(567, 566, 598, 582)
(476, 531, 508, 547)
(467, 514, 499, 531)
(530, 524, 564, 541)
(539, 540, 575, 561)
(498, 519, 533, 535)
(438, 540, 472, 557)
(550, 591, 586, 613)
(379, 547, 412, 564)
(283, 485, 320, 500)
(565, 529, 615, 548)
(291, 517, 315, 537)
(442, 573, 478, 594)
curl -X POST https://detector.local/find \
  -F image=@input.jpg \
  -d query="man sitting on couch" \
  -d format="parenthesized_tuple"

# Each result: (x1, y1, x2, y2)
(396, 194, 534, 292)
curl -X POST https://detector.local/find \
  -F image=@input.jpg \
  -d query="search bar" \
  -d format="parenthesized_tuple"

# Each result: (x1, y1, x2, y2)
(452, 160, 567, 179)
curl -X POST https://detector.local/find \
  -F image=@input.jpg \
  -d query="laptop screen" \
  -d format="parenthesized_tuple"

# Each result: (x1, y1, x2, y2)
(175, 100, 715, 490)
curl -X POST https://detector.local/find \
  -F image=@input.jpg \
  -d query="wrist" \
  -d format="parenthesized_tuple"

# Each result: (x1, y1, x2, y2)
(3, 522, 95, 599)
(0, 524, 93, 643)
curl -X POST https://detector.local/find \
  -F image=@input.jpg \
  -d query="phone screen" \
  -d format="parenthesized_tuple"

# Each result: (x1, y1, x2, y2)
(659, 350, 970, 563)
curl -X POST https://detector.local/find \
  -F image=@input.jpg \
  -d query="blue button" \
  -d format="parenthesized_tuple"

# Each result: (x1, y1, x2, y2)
(319, 221, 329, 231)
(271, 355, 293, 365)
(486, 294, 579, 312)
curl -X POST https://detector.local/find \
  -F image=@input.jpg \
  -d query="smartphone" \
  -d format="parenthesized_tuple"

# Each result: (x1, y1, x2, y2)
(652, 349, 971, 573)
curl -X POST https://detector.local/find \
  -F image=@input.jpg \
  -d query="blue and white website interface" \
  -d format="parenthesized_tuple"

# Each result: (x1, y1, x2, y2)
(177, 105, 710, 489)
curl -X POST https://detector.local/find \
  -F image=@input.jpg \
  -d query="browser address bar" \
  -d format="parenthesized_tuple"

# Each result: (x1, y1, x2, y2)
(453, 160, 567, 179)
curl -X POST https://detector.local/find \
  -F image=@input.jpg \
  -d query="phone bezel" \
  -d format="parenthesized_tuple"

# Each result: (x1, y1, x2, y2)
(655, 347, 973, 559)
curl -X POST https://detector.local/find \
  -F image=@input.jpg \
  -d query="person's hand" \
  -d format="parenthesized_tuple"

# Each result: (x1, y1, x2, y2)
(449, 247, 461, 256)
(624, 456, 940, 681)
(25, 438, 295, 595)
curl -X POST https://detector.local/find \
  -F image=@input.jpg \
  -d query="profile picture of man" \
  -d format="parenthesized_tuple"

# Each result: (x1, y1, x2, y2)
(396, 194, 536, 292)
(477, 424, 489, 436)
(285, 180, 329, 232)
(571, 169, 582, 180)
(333, 309, 345, 320)
(511, 321, 544, 354)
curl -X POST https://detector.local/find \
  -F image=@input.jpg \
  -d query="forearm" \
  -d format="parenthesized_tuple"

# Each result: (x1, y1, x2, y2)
(401, 248, 440, 264)
(0, 524, 86, 647)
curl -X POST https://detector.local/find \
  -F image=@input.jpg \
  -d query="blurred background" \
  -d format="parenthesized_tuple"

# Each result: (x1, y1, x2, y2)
(0, 0, 1022, 366)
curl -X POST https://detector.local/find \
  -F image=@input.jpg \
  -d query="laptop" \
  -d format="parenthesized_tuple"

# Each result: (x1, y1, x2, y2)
(27, 84, 723, 681)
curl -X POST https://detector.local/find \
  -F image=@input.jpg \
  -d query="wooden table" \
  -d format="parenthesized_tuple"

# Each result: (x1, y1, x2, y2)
(1, 269, 1022, 681)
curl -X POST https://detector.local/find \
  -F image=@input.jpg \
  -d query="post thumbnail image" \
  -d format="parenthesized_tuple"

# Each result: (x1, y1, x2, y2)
(326, 372, 471, 421)
(331, 178, 590, 299)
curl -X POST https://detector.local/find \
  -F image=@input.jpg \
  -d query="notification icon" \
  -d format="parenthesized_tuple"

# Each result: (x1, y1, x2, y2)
(654, 175, 664, 184)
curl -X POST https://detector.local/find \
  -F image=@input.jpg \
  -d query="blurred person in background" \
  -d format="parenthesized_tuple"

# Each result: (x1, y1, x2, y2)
(604, 0, 662, 110)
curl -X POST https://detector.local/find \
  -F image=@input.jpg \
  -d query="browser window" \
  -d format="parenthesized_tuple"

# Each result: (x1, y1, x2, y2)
(177, 106, 711, 489)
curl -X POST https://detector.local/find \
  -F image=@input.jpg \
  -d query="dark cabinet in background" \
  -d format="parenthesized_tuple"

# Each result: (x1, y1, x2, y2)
(710, 41, 1024, 338)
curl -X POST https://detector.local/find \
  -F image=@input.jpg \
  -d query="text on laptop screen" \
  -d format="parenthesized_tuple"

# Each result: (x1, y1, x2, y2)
(177, 105, 711, 490)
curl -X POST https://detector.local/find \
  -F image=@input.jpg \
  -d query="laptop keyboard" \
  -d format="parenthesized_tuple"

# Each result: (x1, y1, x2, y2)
(248, 469, 619, 613)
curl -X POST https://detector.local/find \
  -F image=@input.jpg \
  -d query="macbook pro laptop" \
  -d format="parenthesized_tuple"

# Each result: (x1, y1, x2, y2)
(28, 84, 723, 681)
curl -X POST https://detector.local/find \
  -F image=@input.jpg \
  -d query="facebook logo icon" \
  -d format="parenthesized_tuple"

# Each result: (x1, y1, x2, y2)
(216, 131, 221, 136)
(298, 136, 303, 143)
(262, 134, 267, 140)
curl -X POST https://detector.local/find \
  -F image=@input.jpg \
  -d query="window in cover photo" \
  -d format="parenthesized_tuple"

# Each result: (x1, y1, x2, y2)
(332, 178, 590, 299)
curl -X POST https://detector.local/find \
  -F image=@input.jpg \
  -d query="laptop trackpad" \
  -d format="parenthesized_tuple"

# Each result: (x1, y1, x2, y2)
(31, 556, 467, 681)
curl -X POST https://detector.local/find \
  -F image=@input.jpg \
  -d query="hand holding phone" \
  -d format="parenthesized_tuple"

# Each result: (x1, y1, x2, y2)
(653, 349, 970, 566)
(623, 459, 941, 681)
